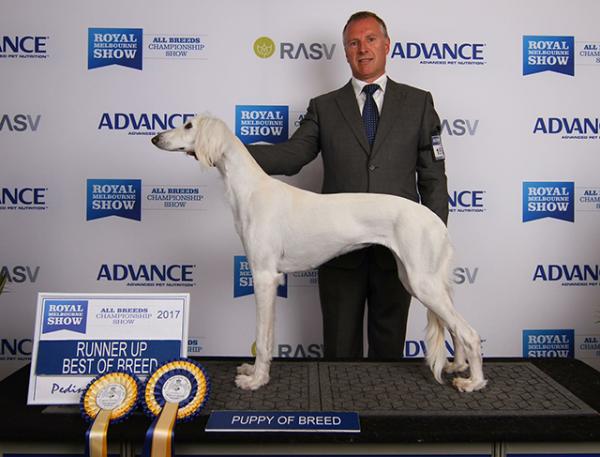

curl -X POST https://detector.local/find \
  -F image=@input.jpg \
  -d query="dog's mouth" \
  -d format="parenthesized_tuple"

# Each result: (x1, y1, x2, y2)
(185, 150, 198, 160)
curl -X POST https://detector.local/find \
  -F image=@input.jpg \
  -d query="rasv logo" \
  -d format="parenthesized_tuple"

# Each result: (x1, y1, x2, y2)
(278, 343, 323, 358)
(0, 114, 41, 132)
(441, 119, 479, 136)
(453, 267, 479, 285)
(0, 265, 40, 285)
(253, 36, 335, 60)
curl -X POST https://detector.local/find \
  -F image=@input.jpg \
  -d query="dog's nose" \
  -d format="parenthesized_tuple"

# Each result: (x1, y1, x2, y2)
(151, 134, 160, 145)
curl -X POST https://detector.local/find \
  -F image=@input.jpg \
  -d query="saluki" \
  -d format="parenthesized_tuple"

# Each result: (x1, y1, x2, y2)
(151, 115, 487, 393)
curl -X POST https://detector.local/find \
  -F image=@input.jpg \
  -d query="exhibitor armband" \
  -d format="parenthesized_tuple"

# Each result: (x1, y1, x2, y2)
(432, 135, 445, 161)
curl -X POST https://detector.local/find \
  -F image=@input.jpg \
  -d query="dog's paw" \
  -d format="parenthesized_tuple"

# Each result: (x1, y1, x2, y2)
(236, 363, 255, 376)
(452, 377, 488, 393)
(235, 373, 269, 391)
(444, 361, 469, 374)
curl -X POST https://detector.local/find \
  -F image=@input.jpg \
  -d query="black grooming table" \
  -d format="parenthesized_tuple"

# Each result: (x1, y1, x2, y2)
(1, 358, 599, 444)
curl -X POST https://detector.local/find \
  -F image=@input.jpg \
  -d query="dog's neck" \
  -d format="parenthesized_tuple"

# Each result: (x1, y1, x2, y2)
(214, 132, 269, 216)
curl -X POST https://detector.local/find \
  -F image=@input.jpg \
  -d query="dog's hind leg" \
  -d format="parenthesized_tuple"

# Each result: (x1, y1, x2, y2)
(235, 269, 280, 390)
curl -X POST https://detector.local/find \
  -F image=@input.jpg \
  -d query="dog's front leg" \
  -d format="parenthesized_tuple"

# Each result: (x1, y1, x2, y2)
(235, 270, 279, 390)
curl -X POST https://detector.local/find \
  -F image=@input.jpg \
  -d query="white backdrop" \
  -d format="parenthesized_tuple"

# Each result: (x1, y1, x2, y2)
(1, 0, 599, 380)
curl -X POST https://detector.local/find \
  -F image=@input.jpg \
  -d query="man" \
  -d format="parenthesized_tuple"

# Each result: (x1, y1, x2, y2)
(247, 11, 448, 359)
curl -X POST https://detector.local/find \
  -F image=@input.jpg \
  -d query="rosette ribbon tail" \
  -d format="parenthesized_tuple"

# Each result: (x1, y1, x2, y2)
(85, 408, 111, 457)
(143, 401, 179, 457)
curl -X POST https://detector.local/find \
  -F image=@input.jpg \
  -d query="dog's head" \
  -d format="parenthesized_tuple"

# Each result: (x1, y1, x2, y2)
(151, 115, 228, 168)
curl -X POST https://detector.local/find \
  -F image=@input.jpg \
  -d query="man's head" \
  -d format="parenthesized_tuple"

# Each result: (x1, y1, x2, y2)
(343, 11, 390, 83)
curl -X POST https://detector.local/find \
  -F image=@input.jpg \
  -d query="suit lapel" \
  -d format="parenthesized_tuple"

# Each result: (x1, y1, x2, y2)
(335, 81, 371, 155)
(371, 79, 407, 158)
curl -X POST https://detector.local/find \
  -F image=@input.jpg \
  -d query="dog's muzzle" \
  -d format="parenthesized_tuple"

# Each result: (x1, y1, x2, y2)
(151, 134, 161, 145)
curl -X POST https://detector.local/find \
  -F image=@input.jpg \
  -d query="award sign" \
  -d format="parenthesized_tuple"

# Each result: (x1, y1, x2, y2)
(28, 293, 189, 405)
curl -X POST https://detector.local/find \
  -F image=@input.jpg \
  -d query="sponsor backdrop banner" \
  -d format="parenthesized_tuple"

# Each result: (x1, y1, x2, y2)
(1, 0, 599, 380)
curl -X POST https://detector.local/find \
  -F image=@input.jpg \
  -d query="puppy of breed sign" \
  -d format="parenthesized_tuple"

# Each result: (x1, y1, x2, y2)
(27, 293, 189, 405)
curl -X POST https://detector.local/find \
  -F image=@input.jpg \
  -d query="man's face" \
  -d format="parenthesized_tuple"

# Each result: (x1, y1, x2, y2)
(343, 17, 390, 83)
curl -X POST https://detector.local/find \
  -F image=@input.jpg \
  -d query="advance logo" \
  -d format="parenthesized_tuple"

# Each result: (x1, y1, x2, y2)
(522, 181, 574, 222)
(390, 41, 486, 66)
(88, 28, 143, 70)
(87, 179, 141, 221)
(523, 329, 574, 358)
(523, 36, 574, 76)
(0, 35, 48, 59)
(236, 105, 288, 144)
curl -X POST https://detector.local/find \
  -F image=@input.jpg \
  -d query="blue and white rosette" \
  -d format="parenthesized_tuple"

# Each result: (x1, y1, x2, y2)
(142, 359, 210, 457)
(80, 371, 141, 457)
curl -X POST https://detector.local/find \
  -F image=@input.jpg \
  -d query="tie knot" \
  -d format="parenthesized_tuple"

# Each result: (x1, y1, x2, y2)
(362, 84, 380, 96)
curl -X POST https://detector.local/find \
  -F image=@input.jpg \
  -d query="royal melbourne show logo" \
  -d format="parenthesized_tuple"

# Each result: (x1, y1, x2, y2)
(86, 179, 142, 221)
(523, 329, 574, 358)
(441, 118, 479, 137)
(88, 28, 143, 70)
(523, 36, 574, 76)
(234, 256, 287, 298)
(522, 181, 574, 222)
(236, 105, 289, 144)
(42, 300, 88, 334)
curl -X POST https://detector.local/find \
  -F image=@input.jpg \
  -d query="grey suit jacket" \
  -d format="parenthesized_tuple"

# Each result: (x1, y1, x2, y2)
(247, 77, 449, 269)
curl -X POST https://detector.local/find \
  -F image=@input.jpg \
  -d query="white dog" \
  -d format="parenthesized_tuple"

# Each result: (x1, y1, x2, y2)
(151, 116, 487, 393)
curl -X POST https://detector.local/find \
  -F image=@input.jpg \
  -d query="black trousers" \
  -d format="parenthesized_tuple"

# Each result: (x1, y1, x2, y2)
(318, 246, 411, 359)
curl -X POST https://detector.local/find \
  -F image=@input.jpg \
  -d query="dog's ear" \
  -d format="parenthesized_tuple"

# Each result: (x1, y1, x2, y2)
(194, 117, 226, 168)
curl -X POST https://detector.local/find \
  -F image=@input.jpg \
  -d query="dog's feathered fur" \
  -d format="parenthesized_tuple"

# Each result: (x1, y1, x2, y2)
(152, 116, 487, 392)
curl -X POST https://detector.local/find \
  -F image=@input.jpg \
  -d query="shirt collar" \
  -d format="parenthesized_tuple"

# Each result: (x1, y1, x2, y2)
(351, 73, 388, 97)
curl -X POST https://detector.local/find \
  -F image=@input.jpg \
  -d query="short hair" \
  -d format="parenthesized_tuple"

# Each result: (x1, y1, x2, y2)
(342, 11, 389, 42)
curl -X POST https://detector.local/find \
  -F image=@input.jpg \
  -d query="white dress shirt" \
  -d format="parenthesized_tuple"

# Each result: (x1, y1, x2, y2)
(350, 73, 388, 115)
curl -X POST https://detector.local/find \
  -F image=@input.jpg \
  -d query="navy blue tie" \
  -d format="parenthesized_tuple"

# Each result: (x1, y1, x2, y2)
(362, 84, 380, 148)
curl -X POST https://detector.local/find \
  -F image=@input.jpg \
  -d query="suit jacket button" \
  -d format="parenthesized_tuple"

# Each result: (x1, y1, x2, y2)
(369, 164, 376, 171)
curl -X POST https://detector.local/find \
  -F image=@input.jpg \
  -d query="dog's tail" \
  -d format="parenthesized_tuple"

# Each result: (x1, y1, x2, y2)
(425, 310, 447, 384)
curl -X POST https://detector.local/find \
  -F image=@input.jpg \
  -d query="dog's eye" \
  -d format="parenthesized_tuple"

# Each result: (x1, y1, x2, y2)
(184, 122, 193, 130)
